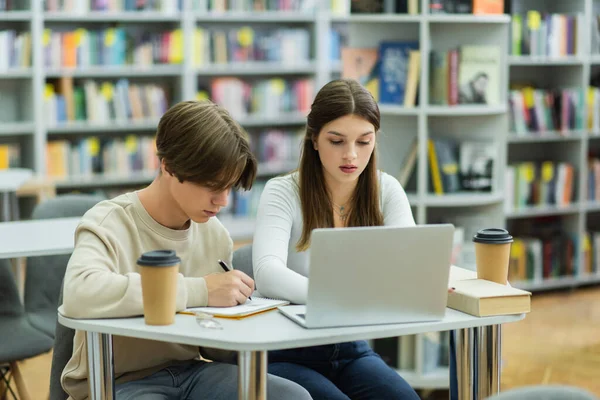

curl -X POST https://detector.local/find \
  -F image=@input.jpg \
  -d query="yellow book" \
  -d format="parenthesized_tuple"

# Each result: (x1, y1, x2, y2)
(447, 279, 531, 317)
(428, 139, 444, 195)
(0, 145, 9, 169)
(403, 50, 421, 108)
(169, 29, 183, 64)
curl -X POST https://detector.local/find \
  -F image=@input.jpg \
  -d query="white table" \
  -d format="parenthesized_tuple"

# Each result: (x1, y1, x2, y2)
(0, 215, 254, 259)
(59, 306, 524, 400)
(0, 217, 80, 259)
(0, 168, 32, 221)
(0, 217, 80, 298)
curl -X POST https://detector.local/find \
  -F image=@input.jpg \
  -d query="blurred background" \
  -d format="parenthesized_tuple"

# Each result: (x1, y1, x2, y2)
(1, 0, 599, 398)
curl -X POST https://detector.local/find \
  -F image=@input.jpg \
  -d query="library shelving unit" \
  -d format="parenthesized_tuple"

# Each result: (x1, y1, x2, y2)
(505, 0, 600, 292)
(0, 0, 38, 193)
(330, 0, 510, 390)
(1, 0, 339, 239)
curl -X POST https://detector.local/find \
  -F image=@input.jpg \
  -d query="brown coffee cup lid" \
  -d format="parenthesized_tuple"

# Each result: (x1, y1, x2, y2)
(473, 228, 513, 244)
(137, 250, 180, 267)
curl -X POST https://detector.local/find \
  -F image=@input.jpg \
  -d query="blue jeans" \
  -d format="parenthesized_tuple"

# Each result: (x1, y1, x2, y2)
(115, 360, 312, 400)
(268, 340, 421, 400)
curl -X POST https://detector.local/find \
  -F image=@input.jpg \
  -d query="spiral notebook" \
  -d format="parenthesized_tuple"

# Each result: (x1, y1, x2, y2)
(185, 296, 289, 319)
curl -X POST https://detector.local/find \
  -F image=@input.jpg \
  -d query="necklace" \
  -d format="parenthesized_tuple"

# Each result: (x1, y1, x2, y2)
(332, 202, 348, 221)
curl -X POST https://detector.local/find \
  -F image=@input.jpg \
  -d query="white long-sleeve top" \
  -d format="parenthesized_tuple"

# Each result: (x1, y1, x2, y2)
(252, 171, 416, 305)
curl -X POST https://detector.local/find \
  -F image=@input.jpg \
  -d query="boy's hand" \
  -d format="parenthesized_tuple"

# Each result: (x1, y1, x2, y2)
(205, 270, 255, 307)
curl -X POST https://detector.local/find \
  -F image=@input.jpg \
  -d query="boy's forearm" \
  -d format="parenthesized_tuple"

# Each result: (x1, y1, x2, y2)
(62, 268, 192, 319)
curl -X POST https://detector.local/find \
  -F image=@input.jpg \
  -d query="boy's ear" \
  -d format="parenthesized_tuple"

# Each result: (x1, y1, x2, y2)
(160, 159, 172, 177)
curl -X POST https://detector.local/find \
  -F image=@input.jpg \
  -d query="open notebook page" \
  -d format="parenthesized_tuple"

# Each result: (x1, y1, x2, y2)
(186, 297, 289, 317)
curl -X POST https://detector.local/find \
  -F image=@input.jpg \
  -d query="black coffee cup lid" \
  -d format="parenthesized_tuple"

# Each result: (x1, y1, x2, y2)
(473, 228, 513, 244)
(137, 250, 180, 267)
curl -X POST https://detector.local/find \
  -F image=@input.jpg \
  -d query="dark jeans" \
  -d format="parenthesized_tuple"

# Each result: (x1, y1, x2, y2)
(114, 360, 312, 400)
(268, 340, 421, 400)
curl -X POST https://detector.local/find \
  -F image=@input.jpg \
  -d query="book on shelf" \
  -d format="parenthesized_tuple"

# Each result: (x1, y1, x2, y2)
(397, 139, 417, 187)
(428, 138, 497, 195)
(585, 232, 600, 277)
(587, 85, 600, 133)
(510, 11, 581, 57)
(379, 41, 419, 105)
(0, 0, 27, 11)
(194, 26, 311, 66)
(350, 0, 384, 14)
(472, 0, 503, 15)
(509, 86, 584, 135)
(429, 0, 471, 14)
(198, 77, 313, 120)
(457, 45, 501, 106)
(44, 77, 169, 126)
(43, 27, 183, 69)
(0, 30, 31, 70)
(341, 47, 380, 100)
(447, 278, 531, 317)
(331, 0, 349, 16)
(0, 144, 20, 170)
(592, 15, 600, 54)
(429, 45, 500, 106)
(194, 0, 316, 12)
(46, 136, 158, 179)
(249, 129, 303, 166)
(341, 41, 420, 107)
(44, 0, 182, 12)
(588, 156, 600, 202)
(507, 217, 581, 283)
(509, 233, 583, 283)
(504, 161, 575, 210)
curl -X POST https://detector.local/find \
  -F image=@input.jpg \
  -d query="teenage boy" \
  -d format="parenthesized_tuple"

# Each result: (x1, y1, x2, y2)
(60, 100, 312, 400)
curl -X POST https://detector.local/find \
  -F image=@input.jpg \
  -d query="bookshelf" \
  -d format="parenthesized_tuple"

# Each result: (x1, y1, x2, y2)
(505, 0, 600, 292)
(331, 0, 510, 391)
(2, 0, 335, 239)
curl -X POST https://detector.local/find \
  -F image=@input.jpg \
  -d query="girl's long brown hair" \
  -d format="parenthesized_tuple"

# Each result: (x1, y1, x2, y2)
(296, 78, 383, 251)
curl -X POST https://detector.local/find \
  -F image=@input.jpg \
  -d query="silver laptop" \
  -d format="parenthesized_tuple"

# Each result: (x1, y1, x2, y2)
(278, 224, 455, 329)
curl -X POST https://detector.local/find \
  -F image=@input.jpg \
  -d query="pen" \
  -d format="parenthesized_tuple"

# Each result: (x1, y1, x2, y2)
(218, 259, 252, 300)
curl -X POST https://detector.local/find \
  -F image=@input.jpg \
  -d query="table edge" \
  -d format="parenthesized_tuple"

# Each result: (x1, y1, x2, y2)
(58, 312, 526, 352)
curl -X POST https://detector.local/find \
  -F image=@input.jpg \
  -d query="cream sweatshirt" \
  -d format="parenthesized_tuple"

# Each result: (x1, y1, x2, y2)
(60, 192, 234, 400)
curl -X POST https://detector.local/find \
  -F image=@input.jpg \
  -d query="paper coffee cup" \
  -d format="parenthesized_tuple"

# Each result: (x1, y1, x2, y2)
(138, 250, 181, 326)
(473, 228, 513, 285)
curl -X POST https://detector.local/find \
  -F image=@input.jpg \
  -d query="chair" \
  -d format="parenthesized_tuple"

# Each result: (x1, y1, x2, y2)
(24, 194, 104, 338)
(232, 244, 253, 280)
(49, 242, 252, 400)
(485, 385, 599, 400)
(49, 285, 74, 400)
(0, 259, 54, 400)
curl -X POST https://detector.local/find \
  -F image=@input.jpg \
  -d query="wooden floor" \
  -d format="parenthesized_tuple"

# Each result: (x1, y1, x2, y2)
(11, 286, 600, 399)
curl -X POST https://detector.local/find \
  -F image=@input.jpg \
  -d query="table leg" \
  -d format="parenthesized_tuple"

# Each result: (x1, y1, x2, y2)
(1, 192, 10, 222)
(10, 257, 25, 303)
(238, 351, 267, 400)
(454, 328, 475, 400)
(9, 192, 19, 221)
(477, 324, 501, 399)
(86, 332, 115, 400)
